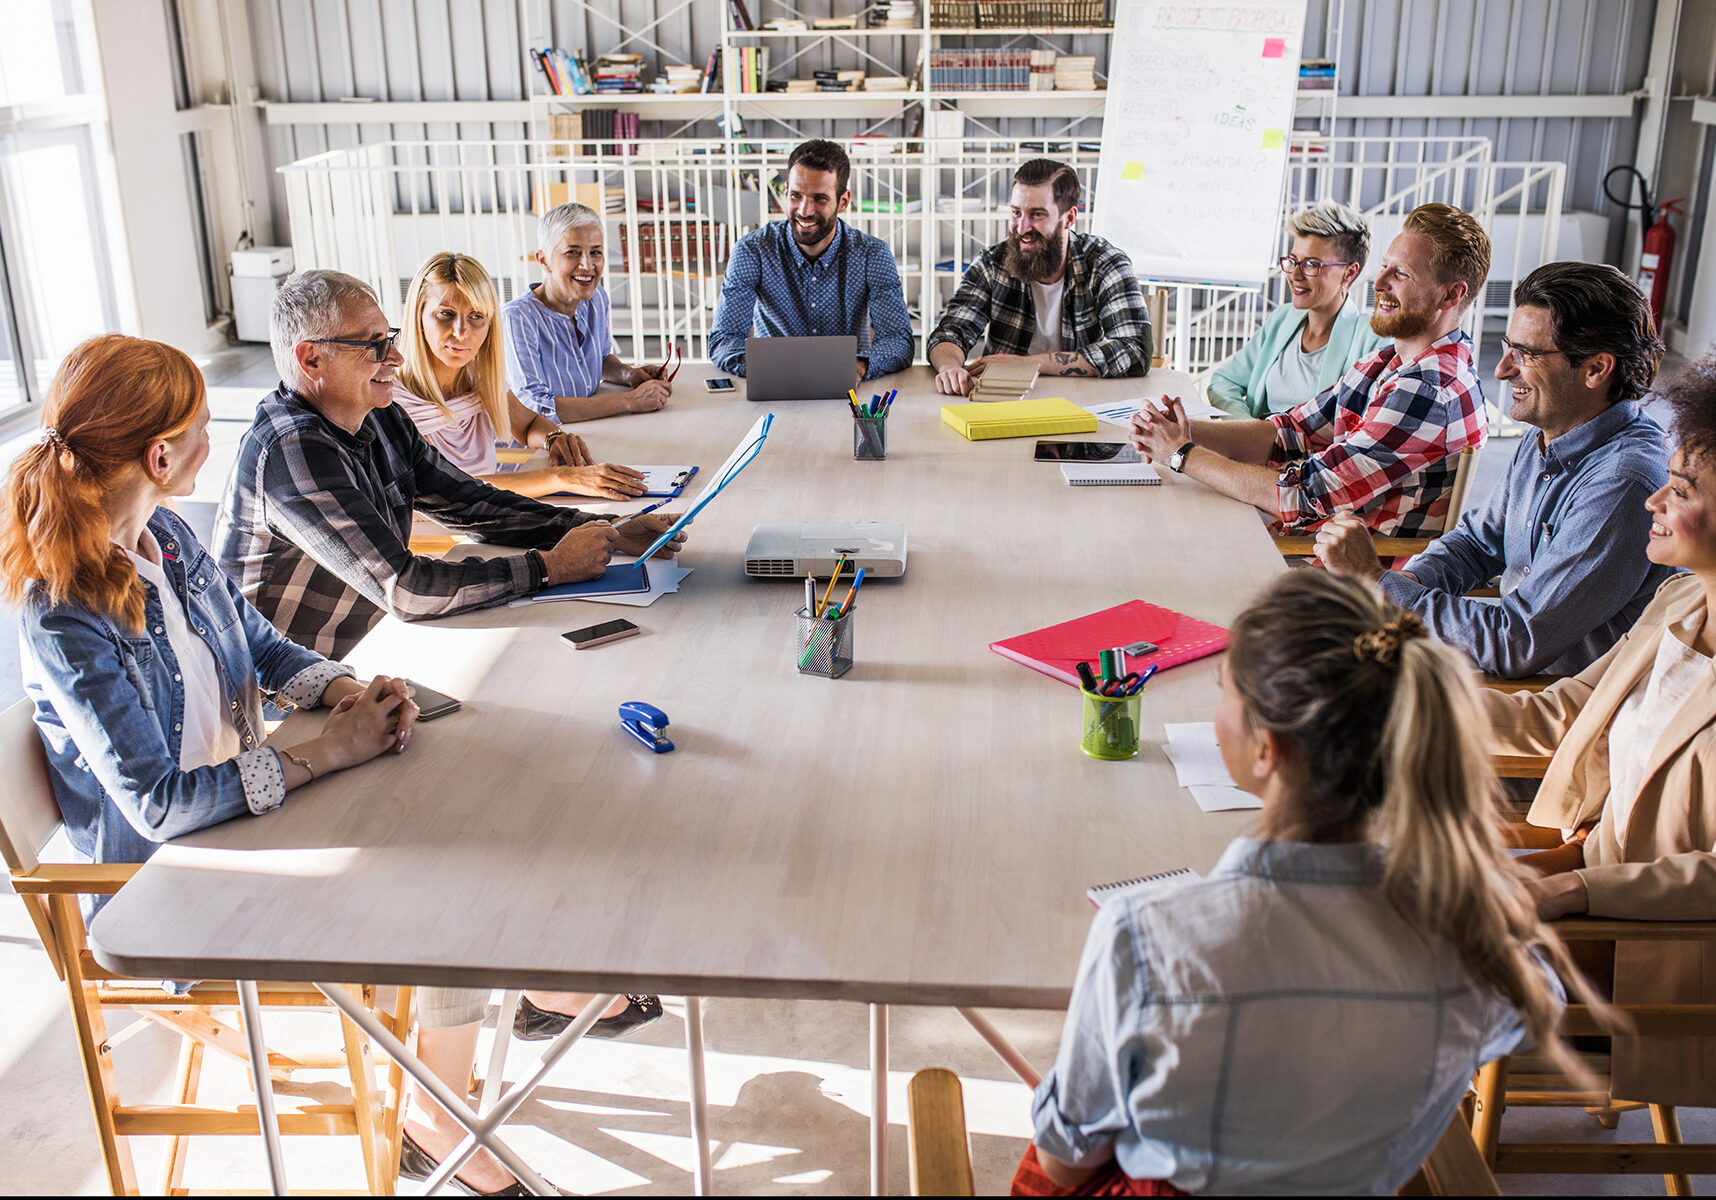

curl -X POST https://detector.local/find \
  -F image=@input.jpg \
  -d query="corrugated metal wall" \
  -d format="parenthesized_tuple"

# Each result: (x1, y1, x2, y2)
(247, 0, 1659, 262)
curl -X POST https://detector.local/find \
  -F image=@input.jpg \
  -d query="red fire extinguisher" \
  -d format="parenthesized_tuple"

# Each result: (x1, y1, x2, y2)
(1604, 164, 1684, 331)
(1638, 201, 1682, 330)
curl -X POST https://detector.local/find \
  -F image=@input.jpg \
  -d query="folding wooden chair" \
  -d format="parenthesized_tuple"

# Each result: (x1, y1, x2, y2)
(0, 698, 402, 1195)
(1467, 919, 1716, 1194)
(903, 1067, 1498, 1196)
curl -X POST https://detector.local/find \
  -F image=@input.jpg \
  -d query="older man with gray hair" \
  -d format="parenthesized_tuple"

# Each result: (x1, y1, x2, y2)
(215, 268, 684, 658)
(502, 201, 674, 422)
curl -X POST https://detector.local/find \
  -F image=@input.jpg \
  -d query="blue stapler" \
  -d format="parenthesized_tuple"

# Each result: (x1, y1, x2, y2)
(618, 701, 674, 753)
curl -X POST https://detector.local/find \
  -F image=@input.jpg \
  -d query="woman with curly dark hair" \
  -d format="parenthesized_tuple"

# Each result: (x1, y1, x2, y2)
(1490, 352, 1716, 1108)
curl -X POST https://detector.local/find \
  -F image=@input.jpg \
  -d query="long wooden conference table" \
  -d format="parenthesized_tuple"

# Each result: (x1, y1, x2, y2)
(90, 366, 1286, 1194)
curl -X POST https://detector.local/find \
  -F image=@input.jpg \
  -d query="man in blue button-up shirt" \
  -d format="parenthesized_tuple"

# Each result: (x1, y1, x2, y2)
(1316, 262, 1674, 678)
(707, 139, 913, 382)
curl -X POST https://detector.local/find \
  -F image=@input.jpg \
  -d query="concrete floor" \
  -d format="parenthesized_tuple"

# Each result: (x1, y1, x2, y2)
(4, 342, 1714, 1195)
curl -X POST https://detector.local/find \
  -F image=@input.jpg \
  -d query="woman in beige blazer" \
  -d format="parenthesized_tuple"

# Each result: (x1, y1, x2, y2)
(1484, 354, 1716, 1106)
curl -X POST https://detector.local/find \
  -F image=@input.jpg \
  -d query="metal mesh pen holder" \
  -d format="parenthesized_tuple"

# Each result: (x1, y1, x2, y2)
(1080, 687, 1142, 760)
(853, 415, 887, 460)
(796, 606, 855, 678)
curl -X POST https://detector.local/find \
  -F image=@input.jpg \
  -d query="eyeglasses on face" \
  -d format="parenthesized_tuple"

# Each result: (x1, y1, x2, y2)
(311, 329, 402, 362)
(1499, 336, 1564, 365)
(1278, 255, 1357, 277)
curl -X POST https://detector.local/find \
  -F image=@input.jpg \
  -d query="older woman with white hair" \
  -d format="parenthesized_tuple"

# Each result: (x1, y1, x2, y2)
(502, 201, 674, 423)
(1207, 200, 1386, 418)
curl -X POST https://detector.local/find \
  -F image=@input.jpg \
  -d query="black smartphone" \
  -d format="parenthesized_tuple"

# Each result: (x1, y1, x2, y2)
(705, 377, 736, 392)
(1034, 441, 1142, 463)
(562, 619, 642, 650)
(405, 681, 462, 721)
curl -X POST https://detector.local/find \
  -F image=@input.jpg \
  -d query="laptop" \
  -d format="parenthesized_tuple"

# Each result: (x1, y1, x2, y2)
(745, 335, 859, 401)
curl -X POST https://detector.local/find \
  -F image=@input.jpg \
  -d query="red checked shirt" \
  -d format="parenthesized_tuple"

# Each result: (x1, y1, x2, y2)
(1265, 329, 1487, 536)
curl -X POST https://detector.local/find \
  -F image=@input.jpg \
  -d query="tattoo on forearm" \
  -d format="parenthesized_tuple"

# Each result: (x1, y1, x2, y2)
(1051, 352, 1096, 376)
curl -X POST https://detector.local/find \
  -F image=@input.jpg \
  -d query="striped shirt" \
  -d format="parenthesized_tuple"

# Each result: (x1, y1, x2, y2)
(1267, 329, 1488, 536)
(926, 231, 1152, 377)
(503, 283, 611, 417)
(708, 219, 914, 379)
(214, 384, 611, 658)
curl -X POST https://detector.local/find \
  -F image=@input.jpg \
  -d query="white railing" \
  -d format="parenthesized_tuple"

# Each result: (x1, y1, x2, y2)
(278, 135, 1564, 392)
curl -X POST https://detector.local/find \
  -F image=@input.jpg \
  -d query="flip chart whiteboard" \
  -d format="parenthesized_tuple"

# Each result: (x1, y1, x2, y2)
(1093, 1, 1309, 286)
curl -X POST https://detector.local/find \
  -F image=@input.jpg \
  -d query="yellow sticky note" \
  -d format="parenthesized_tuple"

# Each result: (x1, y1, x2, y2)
(1260, 129, 1286, 150)
(1121, 161, 1145, 182)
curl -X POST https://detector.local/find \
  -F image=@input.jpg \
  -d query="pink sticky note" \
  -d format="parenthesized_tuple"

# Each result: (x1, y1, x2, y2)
(1262, 37, 1286, 58)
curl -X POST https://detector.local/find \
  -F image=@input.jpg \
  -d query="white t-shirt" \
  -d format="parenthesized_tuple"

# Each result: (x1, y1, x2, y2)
(1260, 329, 1330, 415)
(124, 529, 242, 771)
(1027, 278, 1065, 356)
(1606, 611, 1715, 849)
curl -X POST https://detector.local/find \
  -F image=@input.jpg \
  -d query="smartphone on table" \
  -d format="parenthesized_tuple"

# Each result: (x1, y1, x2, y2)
(404, 681, 462, 721)
(1033, 441, 1142, 463)
(562, 619, 642, 650)
(705, 377, 736, 393)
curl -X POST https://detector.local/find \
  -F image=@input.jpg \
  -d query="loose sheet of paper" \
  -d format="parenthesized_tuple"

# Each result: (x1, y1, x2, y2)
(1083, 396, 1223, 427)
(1162, 722, 1262, 812)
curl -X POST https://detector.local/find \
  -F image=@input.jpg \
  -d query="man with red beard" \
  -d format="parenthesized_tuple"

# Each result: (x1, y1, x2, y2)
(1129, 203, 1489, 540)
(929, 158, 1153, 396)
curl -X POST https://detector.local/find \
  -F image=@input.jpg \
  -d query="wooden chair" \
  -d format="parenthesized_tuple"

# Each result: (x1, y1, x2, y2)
(904, 1067, 1498, 1196)
(0, 698, 402, 1195)
(1469, 917, 1716, 1194)
(1272, 444, 1480, 561)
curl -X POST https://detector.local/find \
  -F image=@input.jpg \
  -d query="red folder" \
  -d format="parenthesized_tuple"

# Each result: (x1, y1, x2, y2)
(990, 600, 1229, 687)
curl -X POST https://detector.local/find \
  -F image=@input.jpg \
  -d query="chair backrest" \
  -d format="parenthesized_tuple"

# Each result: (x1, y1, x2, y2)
(1443, 444, 1481, 534)
(0, 698, 62, 875)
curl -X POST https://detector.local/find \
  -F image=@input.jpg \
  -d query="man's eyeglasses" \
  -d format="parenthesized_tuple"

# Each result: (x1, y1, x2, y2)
(1499, 336, 1564, 365)
(1277, 255, 1357, 278)
(311, 329, 401, 362)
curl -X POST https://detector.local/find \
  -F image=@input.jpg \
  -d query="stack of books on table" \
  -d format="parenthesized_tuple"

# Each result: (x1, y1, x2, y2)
(970, 359, 1039, 401)
(867, 75, 910, 91)
(1053, 55, 1097, 90)
(813, 69, 867, 91)
(593, 54, 645, 92)
(781, 79, 819, 93)
(654, 64, 703, 93)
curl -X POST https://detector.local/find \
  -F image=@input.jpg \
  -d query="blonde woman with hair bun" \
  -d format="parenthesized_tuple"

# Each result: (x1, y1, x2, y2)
(1016, 571, 1604, 1197)
(395, 251, 648, 501)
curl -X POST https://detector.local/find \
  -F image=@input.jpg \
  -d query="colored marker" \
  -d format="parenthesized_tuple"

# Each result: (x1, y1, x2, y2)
(832, 566, 867, 617)
(817, 556, 847, 616)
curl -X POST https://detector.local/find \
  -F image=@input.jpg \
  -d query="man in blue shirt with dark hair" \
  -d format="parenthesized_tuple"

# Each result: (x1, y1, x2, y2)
(1316, 261, 1675, 678)
(708, 138, 913, 383)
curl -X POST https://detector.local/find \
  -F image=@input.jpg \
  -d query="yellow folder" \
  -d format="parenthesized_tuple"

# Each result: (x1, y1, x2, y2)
(940, 396, 1099, 441)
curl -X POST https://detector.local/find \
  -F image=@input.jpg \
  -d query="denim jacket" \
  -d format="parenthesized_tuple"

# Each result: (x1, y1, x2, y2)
(1032, 838, 1549, 1194)
(21, 508, 351, 876)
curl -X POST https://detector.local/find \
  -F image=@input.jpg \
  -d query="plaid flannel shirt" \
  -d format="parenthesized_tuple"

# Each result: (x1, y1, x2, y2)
(215, 384, 611, 658)
(926, 231, 1152, 376)
(1266, 330, 1488, 536)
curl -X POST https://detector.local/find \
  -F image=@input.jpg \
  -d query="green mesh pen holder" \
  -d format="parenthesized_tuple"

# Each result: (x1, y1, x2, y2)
(853, 415, 887, 460)
(1080, 686, 1142, 759)
(796, 606, 854, 678)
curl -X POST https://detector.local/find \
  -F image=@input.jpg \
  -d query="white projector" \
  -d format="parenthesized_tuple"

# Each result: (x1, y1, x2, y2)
(744, 522, 908, 579)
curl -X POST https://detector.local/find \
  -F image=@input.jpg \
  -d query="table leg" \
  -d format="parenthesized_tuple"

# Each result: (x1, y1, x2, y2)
(870, 1003, 888, 1196)
(956, 1007, 1042, 1089)
(684, 996, 712, 1195)
(236, 979, 288, 1195)
(319, 985, 614, 1195)
(479, 990, 521, 1113)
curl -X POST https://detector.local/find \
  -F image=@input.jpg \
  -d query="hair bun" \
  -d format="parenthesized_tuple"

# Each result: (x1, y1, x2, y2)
(1353, 611, 1426, 668)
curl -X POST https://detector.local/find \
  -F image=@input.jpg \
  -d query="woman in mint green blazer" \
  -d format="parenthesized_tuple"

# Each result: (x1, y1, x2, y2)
(1208, 201, 1386, 418)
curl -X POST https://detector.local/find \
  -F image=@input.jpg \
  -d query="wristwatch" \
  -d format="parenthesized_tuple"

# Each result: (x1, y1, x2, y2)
(1168, 441, 1197, 474)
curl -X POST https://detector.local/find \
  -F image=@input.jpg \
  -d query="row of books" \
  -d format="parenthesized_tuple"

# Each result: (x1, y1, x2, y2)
(726, 45, 771, 93)
(928, 0, 1108, 26)
(550, 110, 642, 155)
(930, 48, 1096, 91)
(531, 49, 654, 96)
(1299, 58, 1337, 91)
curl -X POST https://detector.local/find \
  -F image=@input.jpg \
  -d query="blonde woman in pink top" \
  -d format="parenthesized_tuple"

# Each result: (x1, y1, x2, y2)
(395, 252, 647, 501)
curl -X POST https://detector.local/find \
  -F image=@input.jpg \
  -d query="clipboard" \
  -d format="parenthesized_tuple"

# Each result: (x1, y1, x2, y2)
(639, 465, 698, 498)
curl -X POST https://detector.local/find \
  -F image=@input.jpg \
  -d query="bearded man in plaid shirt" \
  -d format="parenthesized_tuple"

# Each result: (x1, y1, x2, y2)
(1130, 203, 1490, 538)
(928, 158, 1153, 396)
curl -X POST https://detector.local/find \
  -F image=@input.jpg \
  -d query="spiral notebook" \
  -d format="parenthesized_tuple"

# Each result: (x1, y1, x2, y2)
(1060, 463, 1162, 486)
(990, 599, 1230, 687)
(1087, 868, 1200, 906)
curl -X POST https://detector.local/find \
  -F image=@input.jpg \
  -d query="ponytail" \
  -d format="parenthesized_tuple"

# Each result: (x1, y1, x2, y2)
(1228, 572, 1616, 1081)
(0, 334, 204, 633)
